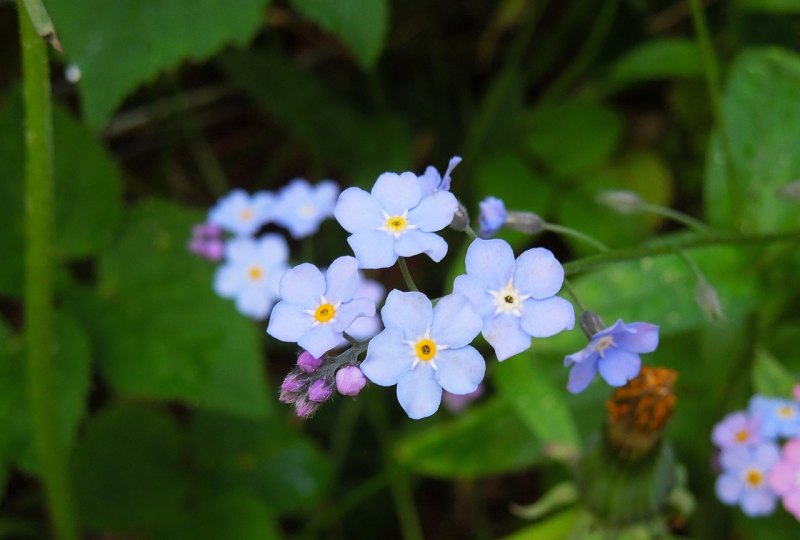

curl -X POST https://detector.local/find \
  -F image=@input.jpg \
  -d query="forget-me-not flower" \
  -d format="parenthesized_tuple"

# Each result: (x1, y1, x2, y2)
(360, 291, 484, 419)
(344, 275, 385, 342)
(273, 179, 339, 239)
(453, 238, 575, 362)
(267, 256, 376, 358)
(334, 172, 459, 269)
(564, 319, 658, 393)
(716, 442, 780, 517)
(768, 437, 800, 520)
(417, 156, 461, 195)
(213, 235, 289, 319)
(712, 411, 763, 449)
(478, 196, 507, 238)
(209, 189, 274, 236)
(749, 395, 800, 440)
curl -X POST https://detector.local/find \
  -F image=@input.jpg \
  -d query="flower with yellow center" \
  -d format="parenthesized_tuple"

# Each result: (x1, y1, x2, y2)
(247, 265, 264, 281)
(239, 207, 254, 221)
(406, 329, 449, 370)
(487, 278, 530, 317)
(305, 295, 341, 326)
(743, 468, 764, 488)
(378, 209, 418, 239)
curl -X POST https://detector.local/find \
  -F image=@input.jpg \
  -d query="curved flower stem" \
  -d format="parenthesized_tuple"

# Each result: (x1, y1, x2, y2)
(18, 5, 78, 540)
(463, 224, 478, 239)
(543, 223, 609, 252)
(562, 279, 587, 312)
(398, 257, 419, 292)
(563, 229, 800, 276)
(639, 202, 712, 235)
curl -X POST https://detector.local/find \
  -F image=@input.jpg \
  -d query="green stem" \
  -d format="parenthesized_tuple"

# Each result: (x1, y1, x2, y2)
(640, 203, 711, 235)
(563, 279, 587, 312)
(18, 5, 78, 540)
(543, 223, 609, 252)
(563, 229, 800, 276)
(397, 257, 419, 292)
(20, 0, 61, 51)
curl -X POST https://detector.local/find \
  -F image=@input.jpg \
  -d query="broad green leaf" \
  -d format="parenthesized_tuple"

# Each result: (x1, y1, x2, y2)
(191, 411, 331, 514)
(742, 0, 800, 12)
(752, 347, 796, 397)
(500, 509, 580, 540)
(705, 48, 800, 232)
(73, 404, 189, 532)
(495, 355, 581, 448)
(290, 0, 389, 69)
(510, 482, 578, 520)
(609, 39, 702, 86)
(394, 398, 542, 478)
(48, 0, 271, 126)
(69, 200, 270, 417)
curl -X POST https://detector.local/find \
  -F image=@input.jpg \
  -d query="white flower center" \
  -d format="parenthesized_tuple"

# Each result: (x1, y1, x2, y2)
(488, 278, 530, 317)
(594, 335, 615, 357)
(378, 209, 418, 239)
(305, 295, 341, 326)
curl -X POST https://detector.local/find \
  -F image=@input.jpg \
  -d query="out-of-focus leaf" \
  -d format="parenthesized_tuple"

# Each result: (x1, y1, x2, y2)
(609, 39, 702, 86)
(68, 200, 270, 417)
(705, 48, 800, 232)
(47, 0, 271, 127)
(191, 411, 331, 514)
(500, 509, 580, 540)
(290, 0, 388, 69)
(752, 347, 796, 397)
(73, 404, 189, 532)
(742, 0, 800, 12)
(395, 398, 541, 478)
(495, 355, 581, 448)
(0, 93, 122, 296)
(510, 482, 578, 520)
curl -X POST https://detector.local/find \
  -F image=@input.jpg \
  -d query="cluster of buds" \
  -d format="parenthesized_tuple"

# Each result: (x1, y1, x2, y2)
(280, 351, 368, 417)
(188, 222, 224, 261)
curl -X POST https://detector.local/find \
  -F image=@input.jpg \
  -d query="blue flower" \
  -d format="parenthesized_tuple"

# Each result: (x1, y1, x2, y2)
(334, 172, 459, 269)
(213, 235, 289, 319)
(417, 156, 462, 195)
(478, 196, 507, 238)
(453, 239, 575, 361)
(267, 256, 376, 358)
(273, 179, 339, 239)
(712, 411, 763, 449)
(343, 275, 385, 342)
(564, 319, 659, 393)
(360, 291, 484, 419)
(208, 189, 274, 236)
(749, 395, 800, 440)
(716, 442, 780, 517)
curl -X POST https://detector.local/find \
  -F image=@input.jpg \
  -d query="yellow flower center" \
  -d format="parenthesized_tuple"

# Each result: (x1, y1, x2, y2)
(415, 338, 437, 361)
(735, 429, 750, 443)
(314, 303, 336, 323)
(298, 204, 317, 218)
(744, 468, 763, 488)
(595, 336, 615, 355)
(248, 266, 264, 281)
(779, 405, 796, 418)
(239, 208, 254, 221)
(386, 215, 408, 233)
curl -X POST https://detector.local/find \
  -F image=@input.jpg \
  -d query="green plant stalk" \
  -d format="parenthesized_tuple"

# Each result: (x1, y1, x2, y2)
(20, 0, 60, 50)
(398, 257, 419, 292)
(639, 202, 711, 235)
(543, 223, 609, 252)
(18, 5, 78, 540)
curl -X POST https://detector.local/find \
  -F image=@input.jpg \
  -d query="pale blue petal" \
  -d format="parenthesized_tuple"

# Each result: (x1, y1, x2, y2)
(332, 297, 376, 332)
(439, 156, 462, 191)
(345, 315, 382, 341)
(741, 489, 777, 516)
(513, 248, 565, 300)
(267, 302, 313, 342)
(371, 172, 422, 215)
(266, 267, 285, 297)
(716, 473, 742, 505)
(394, 230, 448, 262)
(314, 180, 339, 212)
(434, 346, 485, 394)
(397, 366, 442, 419)
(361, 328, 414, 386)
(348, 230, 398, 269)
(334, 187, 384, 233)
(253, 190, 276, 219)
(430, 294, 482, 348)
(417, 166, 440, 197)
(453, 274, 494, 318)
(381, 290, 432, 340)
(520, 296, 575, 338)
(225, 237, 256, 262)
(598, 348, 641, 387)
(325, 256, 360, 304)
(754, 443, 781, 469)
(235, 290, 272, 320)
(564, 344, 593, 367)
(720, 446, 751, 471)
(407, 191, 458, 232)
(256, 234, 289, 266)
(482, 314, 531, 361)
(465, 238, 515, 290)
(279, 263, 326, 308)
(615, 322, 660, 353)
(567, 355, 599, 393)
(214, 265, 241, 298)
(298, 324, 342, 358)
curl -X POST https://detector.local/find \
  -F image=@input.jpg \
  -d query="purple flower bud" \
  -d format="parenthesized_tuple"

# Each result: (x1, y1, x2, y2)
(295, 398, 316, 418)
(280, 372, 305, 403)
(203, 240, 224, 261)
(297, 351, 323, 373)
(308, 379, 333, 402)
(794, 385, 800, 402)
(478, 197, 507, 238)
(336, 366, 367, 396)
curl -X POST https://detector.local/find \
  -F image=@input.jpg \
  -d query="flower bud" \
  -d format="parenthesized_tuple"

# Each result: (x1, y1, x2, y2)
(579, 310, 606, 339)
(279, 372, 305, 403)
(308, 379, 333, 402)
(336, 365, 368, 396)
(297, 351, 323, 373)
(776, 179, 800, 200)
(597, 190, 644, 214)
(477, 197, 507, 238)
(793, 384, 800, 402)
(295, 398, 317, 418)
(695, 279, 725, 321)
(448, 202, 470, 232)
(505, 211, 544, 235)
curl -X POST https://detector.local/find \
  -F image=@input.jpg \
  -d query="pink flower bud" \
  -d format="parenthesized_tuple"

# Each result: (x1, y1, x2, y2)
(279, 373, 304, 403)
(793, 384, 800, 402)
(335, 366, 367, 396)
(295, 398, 316, 418)
(308, 379, 333, 402)
(297, 351, 323, 373)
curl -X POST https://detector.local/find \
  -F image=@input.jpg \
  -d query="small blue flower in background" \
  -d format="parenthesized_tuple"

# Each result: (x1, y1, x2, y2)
(334, 171, 458, 269)
(267, 256, 376, 358)
(749, 395, 800, 440)
(477, 196, 507, 238)
(209, 189, 274, 236)
(272, 179, 339, 239)
(712, 411, 763, 449)
(453, 238, 575, 362)
(213, 235, 289, 319)
(360, 290, 484, 419)
(417, 155, 461, 195)
(564, 319, 659, 393)
(716, 442, 780, 517)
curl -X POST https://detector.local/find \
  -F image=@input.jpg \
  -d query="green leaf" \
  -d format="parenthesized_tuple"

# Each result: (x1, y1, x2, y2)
(752, 347, 796, 397)
(190, 411, 331, 514)
(67, 199, 270, 417)
(47, 0, 271, 126)
(73, 404, 189, 532)
(394, 398, 542, 478)
(500, 509, 580, 540)
(609, 39, 702, 86)
(742, 0, 800, 12)
(290, 0, 389, 69)
(494, 355, 581, 448)
(510, 482, 578, 520)
(705, 48, 800, 232)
